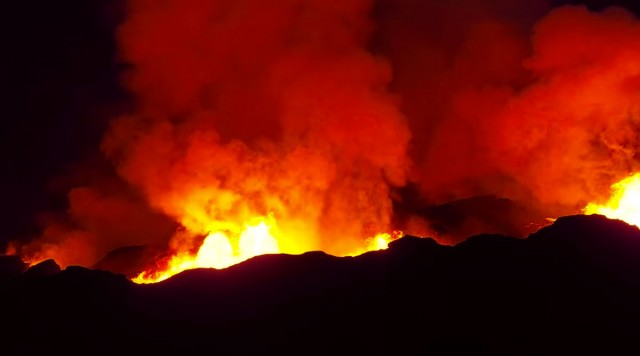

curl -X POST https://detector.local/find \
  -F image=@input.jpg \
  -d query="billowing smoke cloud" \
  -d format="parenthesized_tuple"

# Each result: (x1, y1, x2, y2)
(382, 2, 640, 217)
(14, 1, 640, 267)
(99, 0, 411, 258)
(489, 6, 640, 210)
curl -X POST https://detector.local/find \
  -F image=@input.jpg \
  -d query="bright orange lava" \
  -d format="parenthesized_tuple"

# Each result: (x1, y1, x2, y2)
(583, 173, 640, 228)
(133, 216, 402, 284)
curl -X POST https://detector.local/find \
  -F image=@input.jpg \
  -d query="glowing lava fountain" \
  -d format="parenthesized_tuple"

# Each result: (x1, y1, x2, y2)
(584, 173, 640, 228)
(134, 215, 402, 284)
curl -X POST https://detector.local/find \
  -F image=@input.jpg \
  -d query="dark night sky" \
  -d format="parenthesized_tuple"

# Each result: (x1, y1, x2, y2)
(1, 1, 126, 245)
(1, 0, 639, 249)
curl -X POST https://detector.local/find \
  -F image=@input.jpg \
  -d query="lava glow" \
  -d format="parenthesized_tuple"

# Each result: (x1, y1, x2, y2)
(344, 230, 404, 257)
(133, 216, 402, 284)
(584, 173, 640, 228)
(134, 216, 281, 283)
(22, 0, 640, 286)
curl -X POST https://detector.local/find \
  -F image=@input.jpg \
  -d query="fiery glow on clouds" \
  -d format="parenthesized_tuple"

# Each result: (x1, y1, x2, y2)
(10, 2, 640, 283)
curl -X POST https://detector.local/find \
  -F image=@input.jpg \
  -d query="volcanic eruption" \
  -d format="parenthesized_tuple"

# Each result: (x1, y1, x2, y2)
(5, 1, 640, 354)
(5, 0, 640, 287)
(11, 0, 416, 282)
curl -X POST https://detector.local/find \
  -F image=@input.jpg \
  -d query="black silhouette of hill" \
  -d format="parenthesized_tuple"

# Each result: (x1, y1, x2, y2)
(90, 194, 552, 282)
(92, 245, 161, 278)
(392, 190, 551, 244)
(2, 214, 640, 355)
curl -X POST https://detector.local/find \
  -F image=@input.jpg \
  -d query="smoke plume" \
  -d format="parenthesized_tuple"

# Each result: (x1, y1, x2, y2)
(99, 0, 410, 259)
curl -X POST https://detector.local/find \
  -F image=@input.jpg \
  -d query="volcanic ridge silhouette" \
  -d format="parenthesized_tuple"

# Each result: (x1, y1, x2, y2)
(2, 214, 640, 355)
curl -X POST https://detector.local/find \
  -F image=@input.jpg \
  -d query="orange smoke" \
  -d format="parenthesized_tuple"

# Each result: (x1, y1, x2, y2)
(383, 3, 640, 216)
(98, 0, 411, 280)
(489, 6, 640, 211)
(16, 182, 176, 268)
(12, 2, 640, 278)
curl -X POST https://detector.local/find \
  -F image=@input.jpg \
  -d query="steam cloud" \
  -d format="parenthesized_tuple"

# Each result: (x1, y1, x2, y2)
(15, 1, 640, 266)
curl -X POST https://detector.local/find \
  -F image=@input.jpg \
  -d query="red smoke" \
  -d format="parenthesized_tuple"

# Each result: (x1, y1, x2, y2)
(383, 2, 640, 216)
(18, 179, 176, 267)
(12, 1, 640, 268)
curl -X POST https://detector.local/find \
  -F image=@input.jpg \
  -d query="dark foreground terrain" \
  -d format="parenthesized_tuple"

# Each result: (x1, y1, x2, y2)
(2, 214, 640, 355)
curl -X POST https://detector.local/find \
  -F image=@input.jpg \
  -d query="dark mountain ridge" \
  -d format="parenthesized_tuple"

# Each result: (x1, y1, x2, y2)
(2, 214, 639, 355)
